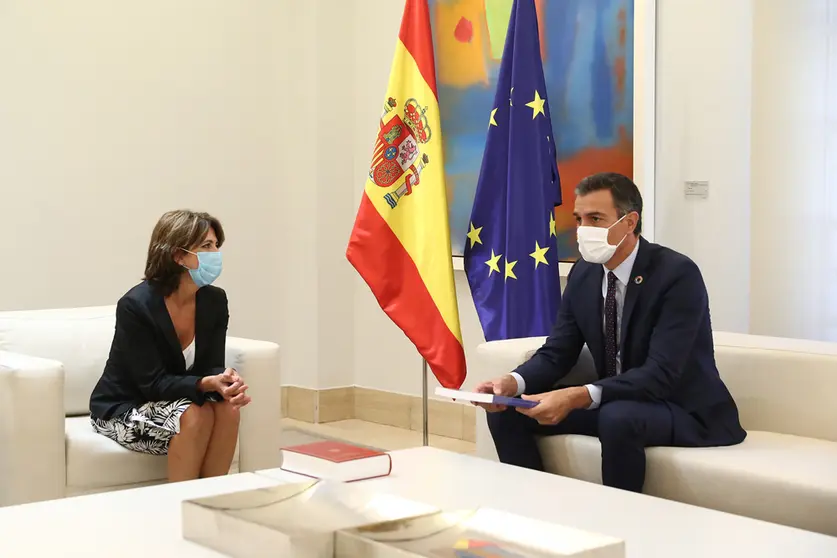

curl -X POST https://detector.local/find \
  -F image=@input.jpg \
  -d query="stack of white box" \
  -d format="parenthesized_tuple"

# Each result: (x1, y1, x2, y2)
(182, 480, 624, 558)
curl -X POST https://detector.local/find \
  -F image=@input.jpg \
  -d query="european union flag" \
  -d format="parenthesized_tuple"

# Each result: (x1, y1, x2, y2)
(464, 0, 561, 342)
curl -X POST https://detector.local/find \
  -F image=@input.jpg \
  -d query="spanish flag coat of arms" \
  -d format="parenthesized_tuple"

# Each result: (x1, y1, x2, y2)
(347, 0, 466, 389)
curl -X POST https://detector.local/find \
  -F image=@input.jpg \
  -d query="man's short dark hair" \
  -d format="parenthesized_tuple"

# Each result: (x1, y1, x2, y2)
(575, 172, 643, 235)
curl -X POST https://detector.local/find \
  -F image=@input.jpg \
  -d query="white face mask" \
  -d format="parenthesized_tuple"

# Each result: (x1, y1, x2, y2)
(576, 214, 628, 264)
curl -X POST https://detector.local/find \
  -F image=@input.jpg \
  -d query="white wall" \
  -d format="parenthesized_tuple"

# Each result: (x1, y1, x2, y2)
(276, 0, 358, 388)
(0, 0, 458, 395)
(274, 0, 320, 388)
(0, 0, 363, 391)
(750, 0, 836, 341)
(656, 0, 837, 342)
(8, 0, 833, 402)
(654, 0, 753, 334)
(0, 0, 286, 348)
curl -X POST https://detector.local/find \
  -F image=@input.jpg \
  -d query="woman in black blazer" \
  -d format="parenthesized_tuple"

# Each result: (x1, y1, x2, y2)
(89, 210, 251, 482)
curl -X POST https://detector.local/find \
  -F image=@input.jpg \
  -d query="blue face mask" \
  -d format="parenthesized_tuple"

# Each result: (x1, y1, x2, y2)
(182, 250, 222, 287)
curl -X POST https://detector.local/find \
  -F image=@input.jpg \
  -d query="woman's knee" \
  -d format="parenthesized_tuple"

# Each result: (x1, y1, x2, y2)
(210, 400, 240, 427)
(179, 403, 215, 435)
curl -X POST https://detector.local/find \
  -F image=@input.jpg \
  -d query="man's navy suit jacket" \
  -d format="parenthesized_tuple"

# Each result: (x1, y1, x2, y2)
(515, 237, 746, 446)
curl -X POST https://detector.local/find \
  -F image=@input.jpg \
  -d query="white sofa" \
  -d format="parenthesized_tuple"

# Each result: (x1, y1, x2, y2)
(474, 332, 837, 536)
(0, 305, 283, 506)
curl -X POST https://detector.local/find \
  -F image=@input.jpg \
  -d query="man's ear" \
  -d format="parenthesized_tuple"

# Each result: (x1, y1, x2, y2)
(627, 212, 639, 234)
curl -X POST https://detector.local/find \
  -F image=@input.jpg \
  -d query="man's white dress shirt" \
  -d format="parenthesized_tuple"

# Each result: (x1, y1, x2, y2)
(510, 240, 641, 410)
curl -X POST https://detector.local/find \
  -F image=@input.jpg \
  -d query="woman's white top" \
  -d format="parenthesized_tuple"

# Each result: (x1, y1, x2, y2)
(183, 338, 196, 371)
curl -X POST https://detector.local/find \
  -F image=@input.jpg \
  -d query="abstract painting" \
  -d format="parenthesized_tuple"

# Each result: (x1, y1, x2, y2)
(429, 0, 634, 260)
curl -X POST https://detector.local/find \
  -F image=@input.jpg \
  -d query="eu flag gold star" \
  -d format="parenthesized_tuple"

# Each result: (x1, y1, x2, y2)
(549, 211, 556, 237)
(485, 250, 502, 276)
(504, 258, 518, 281)
(488, 108, 498, 128)
(526, 90, 546, 119)
(530, 241, 549, 268)
(467, 222, 483, 248)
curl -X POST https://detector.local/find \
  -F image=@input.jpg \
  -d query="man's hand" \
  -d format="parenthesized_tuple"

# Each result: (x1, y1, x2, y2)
(517, 386, 592, 425)
(473, 374, 519, 413)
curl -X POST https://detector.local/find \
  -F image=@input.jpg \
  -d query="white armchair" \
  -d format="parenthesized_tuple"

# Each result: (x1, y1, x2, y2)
(0, 305, 282, 506)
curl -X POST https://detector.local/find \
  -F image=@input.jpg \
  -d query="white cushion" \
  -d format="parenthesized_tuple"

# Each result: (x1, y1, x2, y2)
(0, 307, 116, 415)
(65, 416, 241, 491)
(65, 416, 167, 490)
(713, 333, 837, 442)
(538, 431, 837, 536)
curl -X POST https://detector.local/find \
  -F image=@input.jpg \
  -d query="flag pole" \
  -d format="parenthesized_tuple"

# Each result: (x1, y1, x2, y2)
(422, 358, 429, 446)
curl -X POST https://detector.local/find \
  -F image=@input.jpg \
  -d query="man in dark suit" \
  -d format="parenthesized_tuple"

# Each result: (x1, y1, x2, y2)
(476, 172, 746, 493)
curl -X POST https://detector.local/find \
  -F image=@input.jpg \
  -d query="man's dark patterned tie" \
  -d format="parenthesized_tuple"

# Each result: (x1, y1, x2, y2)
(605, 271, 618, 377)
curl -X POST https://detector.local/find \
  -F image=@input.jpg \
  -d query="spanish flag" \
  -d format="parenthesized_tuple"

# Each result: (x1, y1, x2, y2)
(346, 0, 466, 389)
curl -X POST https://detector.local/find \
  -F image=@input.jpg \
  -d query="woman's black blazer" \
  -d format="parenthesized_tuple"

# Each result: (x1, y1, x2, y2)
(89, 280, 228, 420)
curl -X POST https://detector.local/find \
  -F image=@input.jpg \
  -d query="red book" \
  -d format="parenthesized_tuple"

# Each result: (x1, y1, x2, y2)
(280, 441, 392, 482)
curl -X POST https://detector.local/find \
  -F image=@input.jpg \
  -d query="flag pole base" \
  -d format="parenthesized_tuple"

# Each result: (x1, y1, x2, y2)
(422, 358, 429, 447)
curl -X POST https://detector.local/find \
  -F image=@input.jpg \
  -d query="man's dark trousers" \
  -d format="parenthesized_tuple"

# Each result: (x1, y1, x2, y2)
(487, 398, 707, 493)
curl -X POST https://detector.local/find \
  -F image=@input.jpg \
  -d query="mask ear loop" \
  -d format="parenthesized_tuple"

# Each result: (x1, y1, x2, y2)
(178, 247, 199, 271)
(610, 213, 630, 248)
(609, 213, 628, 229)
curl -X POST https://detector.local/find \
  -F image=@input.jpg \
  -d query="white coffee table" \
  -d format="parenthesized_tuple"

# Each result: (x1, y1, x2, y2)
(0, 447, 834, 557)
(259, 447, 837, 558)
(0, 472, 289, 557)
